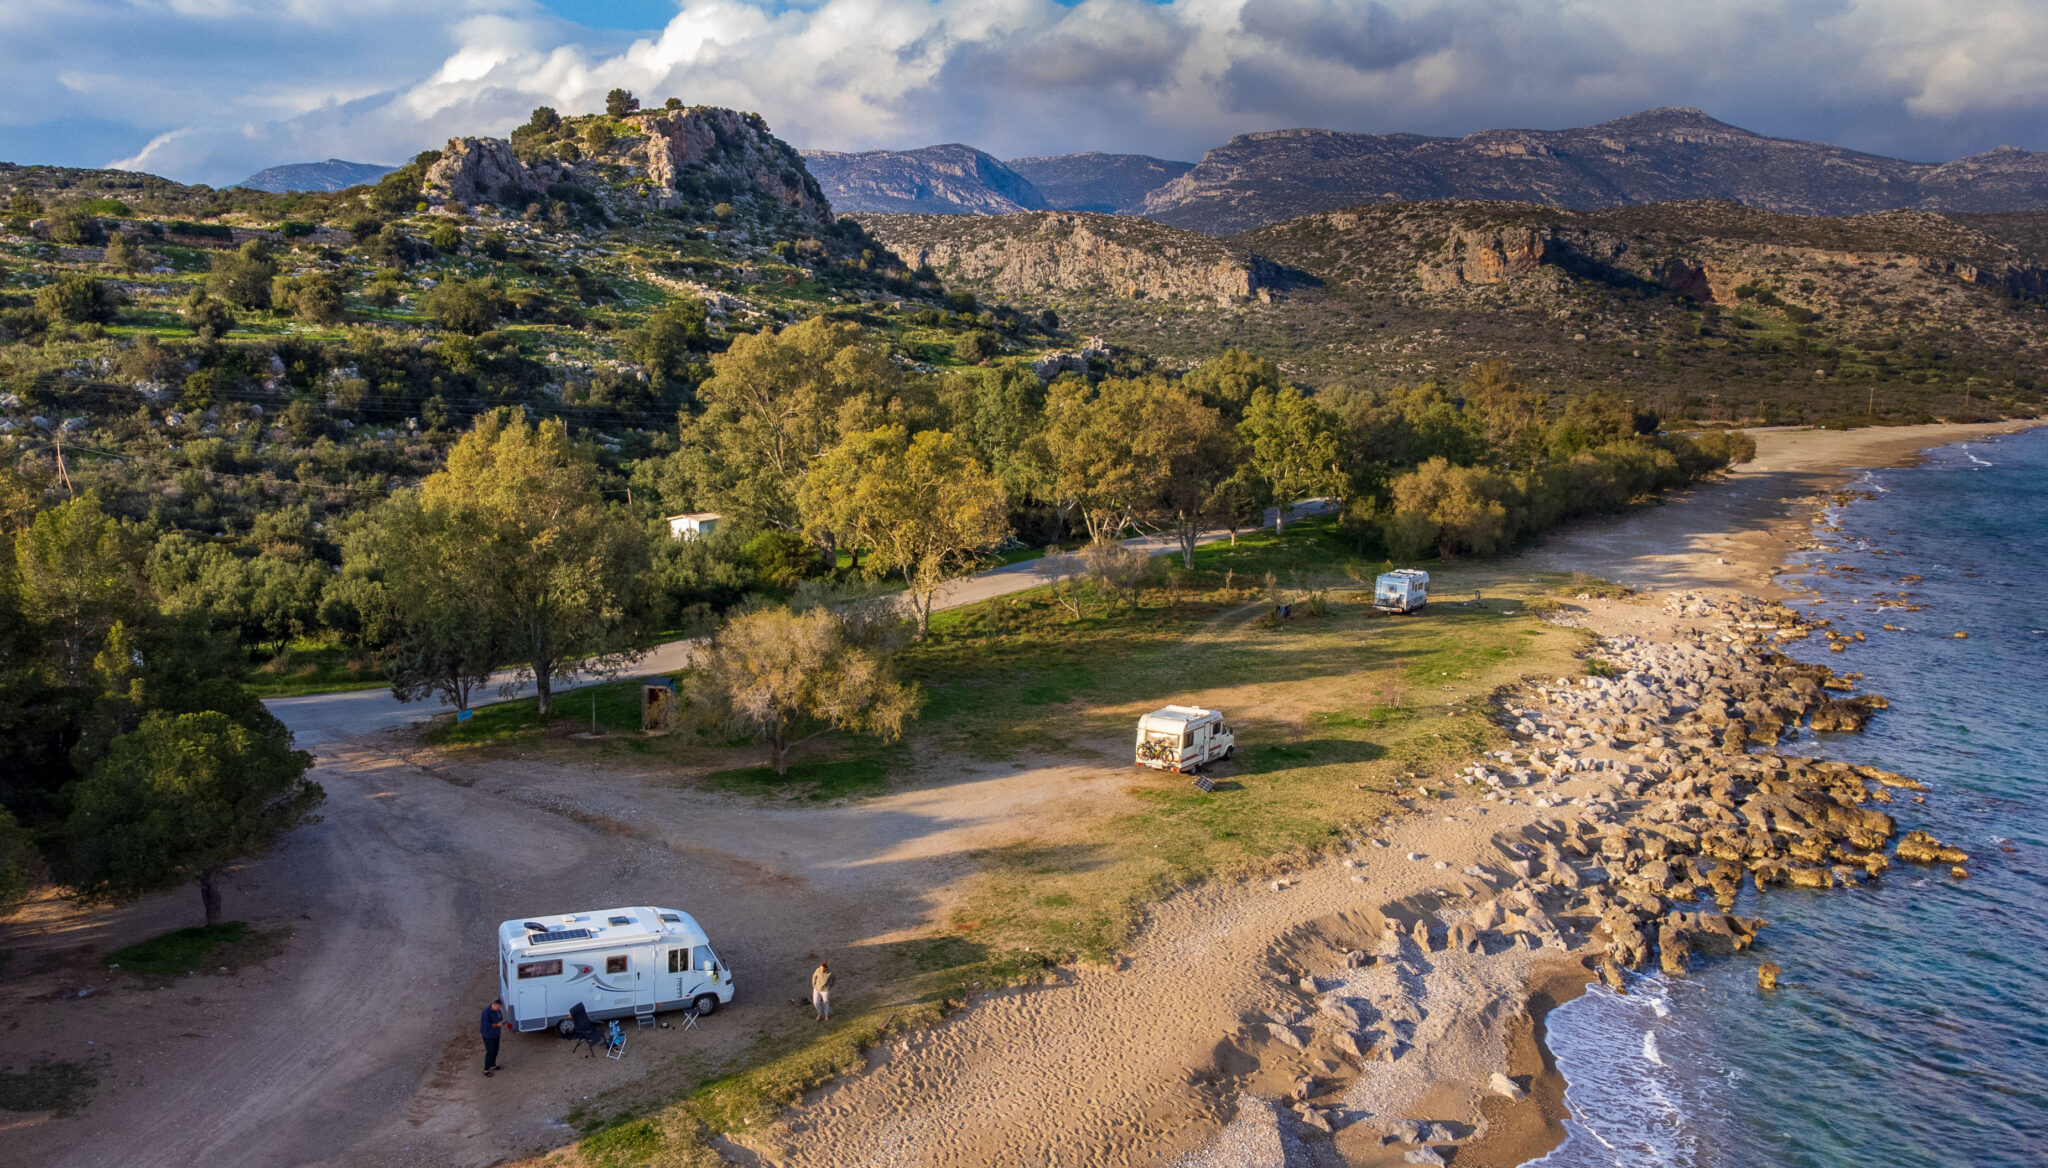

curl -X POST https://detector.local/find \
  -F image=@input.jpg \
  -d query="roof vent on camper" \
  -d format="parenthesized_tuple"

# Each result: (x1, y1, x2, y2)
(521, 922, 547, 932)
(608, 915, 632, 926)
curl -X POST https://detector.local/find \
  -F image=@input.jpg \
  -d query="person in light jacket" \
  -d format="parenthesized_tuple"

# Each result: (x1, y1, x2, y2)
(811, 961, 835, 1022)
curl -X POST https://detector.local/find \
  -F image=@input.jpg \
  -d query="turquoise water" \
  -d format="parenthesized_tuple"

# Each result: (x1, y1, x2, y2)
(1535, 426, 2048, 1168)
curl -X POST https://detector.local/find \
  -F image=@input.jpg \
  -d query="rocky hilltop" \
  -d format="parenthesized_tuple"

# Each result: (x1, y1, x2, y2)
(430, 106, 831, 228)
(800, 144, 1046, 214)
(1004, 153, 1195, 214)
(1139, 109, 2048, 234)
(855, 210, 1272, 305)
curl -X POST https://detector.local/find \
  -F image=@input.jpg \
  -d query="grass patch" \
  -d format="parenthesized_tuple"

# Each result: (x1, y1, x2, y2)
(429, 675, 673, 746)
(244, 639, 388, 698)
(580, 1118, 664, 1168)
(107, 922, 248, 975)
(700, 750, 896, 800)
(0, 1057, 98, 1115)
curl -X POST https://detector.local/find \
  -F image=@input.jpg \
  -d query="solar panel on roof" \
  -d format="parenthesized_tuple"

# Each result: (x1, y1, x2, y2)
(529, 928, 594, 943)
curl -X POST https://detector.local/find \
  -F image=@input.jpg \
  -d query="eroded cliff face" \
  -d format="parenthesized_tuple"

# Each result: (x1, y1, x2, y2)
(858, 211, 1270, 304)
(425, 138, 556, 207)
(1416, 226, 1549, 291)
(637, 108, 830, 224)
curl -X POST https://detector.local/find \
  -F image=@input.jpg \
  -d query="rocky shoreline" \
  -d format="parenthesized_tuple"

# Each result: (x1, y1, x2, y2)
(1203, 589, 1972, 1167)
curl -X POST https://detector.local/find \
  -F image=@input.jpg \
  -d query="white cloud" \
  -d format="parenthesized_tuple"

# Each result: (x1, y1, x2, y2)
(3, 0, 2047, 185)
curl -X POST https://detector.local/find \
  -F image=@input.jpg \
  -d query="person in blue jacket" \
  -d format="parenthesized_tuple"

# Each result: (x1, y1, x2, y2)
(480, 997, 511, 1076)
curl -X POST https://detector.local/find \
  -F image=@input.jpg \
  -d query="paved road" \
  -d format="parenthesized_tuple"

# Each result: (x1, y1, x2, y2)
(266, 499, 1337, 746)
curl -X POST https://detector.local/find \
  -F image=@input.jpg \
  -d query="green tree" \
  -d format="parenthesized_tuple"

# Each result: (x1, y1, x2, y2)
(527, 106, 561, 132)
(208, 241, 279, 310)
(605, 89, 640, 117)
(584, 122, 615, 153)
(0, 806, 40, 911)
(34, 273, 123, 325)
(428, 220, 463, 254)
(46, 207, 107, 246)
(343, 492, 508, 711)
(626, 297, 711, 388)
(1238, 385, 1344, 530)
(101, 231, 150, 274)
(1383, 457, 1519, 559)
(65, 710, 320, 926)
(1181, 349, 1283, 422)
(180, 288, 235, 337)
(955, 332, 996, 363)
(691, 605, 919, 775)
(416, 413, 648, 715)
(420, 275, 507, 334)
(271, 271, 347, 325)
(799, 426, 1009, 638)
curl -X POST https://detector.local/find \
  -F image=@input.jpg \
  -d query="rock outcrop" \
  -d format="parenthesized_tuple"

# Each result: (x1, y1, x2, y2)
(425, 138, 550, 207)
(857, 211, 1273, 305)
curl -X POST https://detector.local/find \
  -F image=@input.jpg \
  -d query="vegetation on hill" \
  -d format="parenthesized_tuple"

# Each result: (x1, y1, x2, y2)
(864, 199, 2048, 425)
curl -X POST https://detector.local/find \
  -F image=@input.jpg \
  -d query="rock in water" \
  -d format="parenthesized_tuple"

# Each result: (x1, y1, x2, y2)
(1489, 1071, 1528, 1101)
(1896, 830, 1969, 865)
(1951, 865, 1969, 879)
(1758, 961, 1781, 991)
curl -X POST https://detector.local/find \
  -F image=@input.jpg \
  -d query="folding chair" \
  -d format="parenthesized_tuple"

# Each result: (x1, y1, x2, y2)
(678, 1007, 700, 1032)
(604, 1020, 626, 1060)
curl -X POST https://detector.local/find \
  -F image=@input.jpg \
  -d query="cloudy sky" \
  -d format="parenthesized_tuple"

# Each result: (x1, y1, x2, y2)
(2, 0, 2045, 186)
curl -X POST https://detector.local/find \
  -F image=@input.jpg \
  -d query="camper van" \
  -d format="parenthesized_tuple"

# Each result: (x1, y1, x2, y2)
(1136, 705, 1235, 773)
(1374, 569, 1430, 614)
(496, 906, 733, 1034)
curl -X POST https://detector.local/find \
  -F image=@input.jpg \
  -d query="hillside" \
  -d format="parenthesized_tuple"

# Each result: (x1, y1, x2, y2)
(1138, 108, 2048, 234)
(237, 159, 397, 193)
(799, 144, 1046, 214)
(860, 198, 2048, 421)
(1004, 153, 1194, 213)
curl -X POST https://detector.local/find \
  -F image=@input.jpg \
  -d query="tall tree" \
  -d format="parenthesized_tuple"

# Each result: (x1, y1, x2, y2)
(344, 492, 509, 711)
(692, 605, 919, 775)
(417, 413, 649, 715)
(65, 710, 321, 927)
(799, 426, 1009, 638)
(1134, 384, 1235, 569)
(1238, 385, 1344, 530)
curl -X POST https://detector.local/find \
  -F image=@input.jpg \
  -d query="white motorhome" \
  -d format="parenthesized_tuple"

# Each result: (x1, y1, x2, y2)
(1136, 705, 1235, 773)
(1374, 569, 1430, 614)
(496, 906, 733, 1034)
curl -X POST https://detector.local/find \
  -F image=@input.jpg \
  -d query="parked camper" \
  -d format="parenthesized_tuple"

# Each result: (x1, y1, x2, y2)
(1374, 569, 1429, 614)
(497, 906, 733, 1034)
(1136, 705, 1235, 773)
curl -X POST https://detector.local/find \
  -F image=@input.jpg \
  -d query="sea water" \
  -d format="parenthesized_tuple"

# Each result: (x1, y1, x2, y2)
(1534, 426, 2048, 1168)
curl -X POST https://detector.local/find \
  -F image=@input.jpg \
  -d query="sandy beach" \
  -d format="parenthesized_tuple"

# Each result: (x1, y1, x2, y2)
(732, 420, 2038, 1168)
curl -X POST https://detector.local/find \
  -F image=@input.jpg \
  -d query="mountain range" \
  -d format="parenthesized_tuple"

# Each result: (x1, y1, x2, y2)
(801, 109, 2048, 234)
(236, 158, 397, 192)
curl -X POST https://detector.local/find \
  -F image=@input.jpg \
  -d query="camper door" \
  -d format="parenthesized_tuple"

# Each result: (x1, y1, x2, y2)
(666, 943, 725, 1003)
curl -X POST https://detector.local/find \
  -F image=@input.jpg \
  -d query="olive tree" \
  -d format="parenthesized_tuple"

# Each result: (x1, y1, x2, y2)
(691, 605, 919, 775)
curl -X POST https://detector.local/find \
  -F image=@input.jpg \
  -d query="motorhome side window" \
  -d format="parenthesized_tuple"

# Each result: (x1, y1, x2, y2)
(606, 955, 628, 974)
(668, 947, 694, 973)
(517, 959, 562, 979)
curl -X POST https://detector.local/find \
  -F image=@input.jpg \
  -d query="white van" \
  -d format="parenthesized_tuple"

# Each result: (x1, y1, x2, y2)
(497, 906, 733, 1034)
(1136, 705, 1235, 773)
(1374, 569, 1429, 614)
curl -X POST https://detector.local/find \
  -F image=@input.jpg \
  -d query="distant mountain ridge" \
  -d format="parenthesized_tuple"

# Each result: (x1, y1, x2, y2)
(1138, 108, 2048, 233)
(235, 158, 396, 193)
(801, 109, 2048, 233)
(799, 145, 1048, 214)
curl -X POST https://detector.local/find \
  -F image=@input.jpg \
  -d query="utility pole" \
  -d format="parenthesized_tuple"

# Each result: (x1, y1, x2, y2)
(53, 430, 75, 497)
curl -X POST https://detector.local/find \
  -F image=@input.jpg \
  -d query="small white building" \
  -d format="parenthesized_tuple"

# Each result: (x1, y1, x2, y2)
(665, 512, 721, 541)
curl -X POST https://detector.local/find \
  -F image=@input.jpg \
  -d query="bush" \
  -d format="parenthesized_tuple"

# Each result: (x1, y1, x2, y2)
(605, 88, 639, 118)
(419, 275, 507, 334)
(583, 121, 615, 152)
(46, 208, 107, 246)
(208, 241, 279, 310)
(272, 272, 347, 325)
(35, 273, 124, 324)
(955, 332, 997, 363)
(427, 220, 462, 254)
(742, 528, 820, 588)
(180, 289, 235, 337)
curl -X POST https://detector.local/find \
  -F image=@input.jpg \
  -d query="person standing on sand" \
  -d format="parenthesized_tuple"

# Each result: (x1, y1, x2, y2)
(812, 961, 835, 1022)
(480, 997, 511, 1076)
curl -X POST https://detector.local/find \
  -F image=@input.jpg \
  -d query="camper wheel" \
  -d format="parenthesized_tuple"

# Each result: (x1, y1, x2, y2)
(556, 1017, 576, 1037)
(692, 993, 720, 1017)
(1224, 745, 1234, 760)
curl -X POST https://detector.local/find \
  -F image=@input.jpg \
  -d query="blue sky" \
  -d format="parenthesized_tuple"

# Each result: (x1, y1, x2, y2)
(1, 1, 2044, 187)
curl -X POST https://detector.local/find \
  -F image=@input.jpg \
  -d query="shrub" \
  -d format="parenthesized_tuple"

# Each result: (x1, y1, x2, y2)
(208, 241, 279, 309)
(35, 273, 123, 324)
(605, 88, 639, 118)
(742, 528, 820, 588)
(419, 275, 507, 334)
(428, 220, 462, 254)
(46, 207, 107, 246)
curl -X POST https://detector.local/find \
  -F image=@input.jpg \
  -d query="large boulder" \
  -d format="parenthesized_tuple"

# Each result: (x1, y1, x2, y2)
(425, 138, 546, 207)
(1896, 830, 1968, 865)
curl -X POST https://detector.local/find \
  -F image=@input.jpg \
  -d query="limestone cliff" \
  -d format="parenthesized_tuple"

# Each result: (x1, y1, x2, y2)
(855, 211, 1270, 305)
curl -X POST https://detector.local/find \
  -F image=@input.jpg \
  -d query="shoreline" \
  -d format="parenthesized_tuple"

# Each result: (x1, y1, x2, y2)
(1481, 420, 2042, 1168)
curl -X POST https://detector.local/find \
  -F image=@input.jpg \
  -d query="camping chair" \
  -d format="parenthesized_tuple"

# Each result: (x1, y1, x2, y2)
(604, 1019, 626, 1060)
(566, 1002, 607, 1058)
